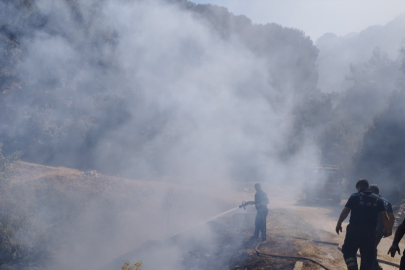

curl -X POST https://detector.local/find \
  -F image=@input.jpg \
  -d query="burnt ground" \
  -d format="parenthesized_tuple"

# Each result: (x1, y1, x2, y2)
(175, 207, 344, 270)
(174, 193, 405, 270)
(119, 189, 403, 270)
(5, 163, 405, 270)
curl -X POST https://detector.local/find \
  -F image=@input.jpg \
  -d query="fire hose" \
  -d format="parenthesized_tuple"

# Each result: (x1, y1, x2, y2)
(268, 234, 400, 269)
(254, 238, 331, 270)
(238, 202, 332, 269)
(239, 202, 401, 269)
(336, 246, 400, 268)
(254, 241, 330, 269)
(105, 204, 401, 270)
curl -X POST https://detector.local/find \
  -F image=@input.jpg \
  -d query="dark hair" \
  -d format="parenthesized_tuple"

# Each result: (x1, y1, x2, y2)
(355, 179, 369, 190)
(254, 183, 261, 190)
(370, 184, 380, 195)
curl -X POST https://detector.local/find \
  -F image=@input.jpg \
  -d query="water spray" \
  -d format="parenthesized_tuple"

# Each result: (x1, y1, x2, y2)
(103, 205, 244, 270)
(164, 206, 240, 240)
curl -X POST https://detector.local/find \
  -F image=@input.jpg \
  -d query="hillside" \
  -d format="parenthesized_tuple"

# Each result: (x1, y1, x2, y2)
(316, 12, 405, 93)
(2, 161, 238, 270)
(313, 13, 405, 185)
(2, 1, 405, 269)
(0, 0, 325, 182)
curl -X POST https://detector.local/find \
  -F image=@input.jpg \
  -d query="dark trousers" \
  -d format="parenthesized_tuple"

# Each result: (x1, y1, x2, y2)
(342, 224, 376, 270)
(401, 252, 405, 270)
(253, 208, 268, 240)
(373, 229, 383, 269)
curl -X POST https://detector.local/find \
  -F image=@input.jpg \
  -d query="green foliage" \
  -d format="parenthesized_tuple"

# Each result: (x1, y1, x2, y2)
(350, 88, 405, 200)
(342, 48, 405, 199)
(0, 143, 21, 176)
(121, 261, 142, 270)
(0, 145, 27, 269)
(0, 0, 321, 176)
(0, 144, 21, 202)
(316, 48, 401, 176)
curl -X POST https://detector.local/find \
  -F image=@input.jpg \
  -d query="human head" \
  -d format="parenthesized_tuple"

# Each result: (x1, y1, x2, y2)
(254, 183, 261, 191)
(369, 184, 380, 195)
(355, 179, 369, 191)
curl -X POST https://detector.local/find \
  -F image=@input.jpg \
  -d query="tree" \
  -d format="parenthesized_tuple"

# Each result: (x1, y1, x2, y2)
(349, 48, 405, 200)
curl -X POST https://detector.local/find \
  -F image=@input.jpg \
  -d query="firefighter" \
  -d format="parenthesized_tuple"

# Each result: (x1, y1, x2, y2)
(370, 184, 395, 270)
(240, 183, 269, 241)
(388, 218, 405, 270)
(335, 179, 391, 270)
(252, 183, 269, 241)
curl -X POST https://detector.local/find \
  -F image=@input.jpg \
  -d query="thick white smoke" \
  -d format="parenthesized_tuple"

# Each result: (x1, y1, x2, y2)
(15, 0, 319, 184)
(3, 0, 322, 269)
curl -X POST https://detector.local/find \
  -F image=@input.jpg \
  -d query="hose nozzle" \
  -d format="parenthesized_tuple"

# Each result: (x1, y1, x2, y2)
(239, 201, 247, 210)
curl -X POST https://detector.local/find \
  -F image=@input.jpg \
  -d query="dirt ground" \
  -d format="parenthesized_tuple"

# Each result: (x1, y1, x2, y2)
(175, 184, 405, 270)
(274, 186, 404, 270)
(224, 184, 404, 270)
(7, 163, 405, 270)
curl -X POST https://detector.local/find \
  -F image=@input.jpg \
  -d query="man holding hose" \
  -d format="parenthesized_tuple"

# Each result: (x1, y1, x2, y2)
(240, 183, 269, 241)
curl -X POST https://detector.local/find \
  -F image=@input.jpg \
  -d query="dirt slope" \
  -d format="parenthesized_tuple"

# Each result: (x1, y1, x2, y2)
(4, 161, 238, 270)
(4, 163, 405, 270)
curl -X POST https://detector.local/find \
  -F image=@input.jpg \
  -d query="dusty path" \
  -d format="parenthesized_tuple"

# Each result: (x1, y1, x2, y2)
(262, 185, 405, 270)
(108, 183, 404, 270)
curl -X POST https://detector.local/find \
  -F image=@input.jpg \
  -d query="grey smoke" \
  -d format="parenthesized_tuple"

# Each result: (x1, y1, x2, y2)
(0, 0, 325, 269)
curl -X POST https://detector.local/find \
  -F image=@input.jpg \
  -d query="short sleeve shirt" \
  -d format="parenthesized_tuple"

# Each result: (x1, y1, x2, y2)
(376, 196, 393, 232)
(345, 189, 385, 228)
(255, 190, 269, 211)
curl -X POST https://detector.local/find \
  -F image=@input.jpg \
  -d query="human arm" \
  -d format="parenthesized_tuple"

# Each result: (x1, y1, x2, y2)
(239, 201, 255, 209)
(388, 222, 405, 257)
(380, 211, 391, 237)
(388, 212, 395, 230)
(386, 201, 395, 230)
(336, 207, 351, 235)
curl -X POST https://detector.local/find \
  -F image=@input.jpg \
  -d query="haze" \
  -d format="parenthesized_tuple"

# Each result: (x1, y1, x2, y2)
(1, 0, 405, 269)
(191, 0, 405, 40)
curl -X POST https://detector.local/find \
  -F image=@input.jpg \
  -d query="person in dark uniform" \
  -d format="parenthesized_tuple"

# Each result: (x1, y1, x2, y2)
(335, 179, 391, 270)
(240, 183, 269, 241)
(370, 184, 395, 270)
(388, 218, 405, 270)
(253, 183, 269, 241)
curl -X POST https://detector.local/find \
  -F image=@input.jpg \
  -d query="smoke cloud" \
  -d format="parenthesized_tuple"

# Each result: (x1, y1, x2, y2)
(0, 0, 324, 269)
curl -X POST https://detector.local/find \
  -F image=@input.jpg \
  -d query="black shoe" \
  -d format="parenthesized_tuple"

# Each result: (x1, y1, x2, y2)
(249, 236, 259, 241)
